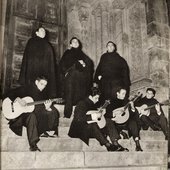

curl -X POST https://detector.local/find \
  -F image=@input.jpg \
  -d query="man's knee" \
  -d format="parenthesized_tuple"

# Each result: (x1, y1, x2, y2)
(140, 115, 148, 122)
(26, 113, 37, 124)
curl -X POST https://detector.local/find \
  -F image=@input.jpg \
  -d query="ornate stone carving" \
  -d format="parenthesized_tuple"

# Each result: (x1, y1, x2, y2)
(128, 3, 145, 80)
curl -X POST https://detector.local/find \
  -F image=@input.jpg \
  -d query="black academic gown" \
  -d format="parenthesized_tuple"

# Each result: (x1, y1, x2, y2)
(94, 51, 131, 102)
(59, 47, 94, 118)
(19, 36, 58, 98)
(68, 98, 95, 145)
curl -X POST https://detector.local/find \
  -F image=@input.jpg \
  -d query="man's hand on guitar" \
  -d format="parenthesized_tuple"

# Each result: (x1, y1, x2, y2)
(155, 103, 161, 115)
(44, 99, 52, 111)
(15, 97, 27, 107)
(129, 101, 135, 112)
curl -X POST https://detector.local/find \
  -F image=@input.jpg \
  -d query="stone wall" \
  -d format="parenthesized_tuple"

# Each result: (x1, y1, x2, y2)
(2, 0, 67, 92)
(0, 0, 7, 95)
(67, 0, 170, 100)
(67, 0, 148, 78)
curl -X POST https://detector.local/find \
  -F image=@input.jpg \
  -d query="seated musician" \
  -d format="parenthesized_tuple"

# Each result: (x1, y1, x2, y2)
(2, 76, 59, 151)
(105, 86, 143, 151)
(68, 87, 128, 151)
(134, 88, 168, 140)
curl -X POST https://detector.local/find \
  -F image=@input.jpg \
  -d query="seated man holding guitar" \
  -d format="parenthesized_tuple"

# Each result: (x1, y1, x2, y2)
(105, 86, 143, 151)
(68, 87, 127, 151)
(2, 76, 61, 151)
(134, 88, 168, 140)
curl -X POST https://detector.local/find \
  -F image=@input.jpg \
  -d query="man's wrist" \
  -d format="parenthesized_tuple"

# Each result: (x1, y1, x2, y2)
(46, 107, 52, 111)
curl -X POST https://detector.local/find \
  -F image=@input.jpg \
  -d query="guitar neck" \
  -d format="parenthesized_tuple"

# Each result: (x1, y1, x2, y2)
(99, 101, 110, 112)
(27, 98, 60, 106)
(144, 103, 163, 111)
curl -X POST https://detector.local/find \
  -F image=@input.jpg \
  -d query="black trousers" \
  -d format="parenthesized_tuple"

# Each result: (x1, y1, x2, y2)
(140, 114, 168, 137)
(88, 119, 120, 145)
(22, 113, 39, 147)
(115, 118, 140, 140)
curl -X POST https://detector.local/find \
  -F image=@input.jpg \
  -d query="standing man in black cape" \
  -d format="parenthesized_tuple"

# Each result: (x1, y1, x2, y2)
(94, 41, 131, 105)
(59, 37, 94, 118)
(19, 26, 58, 98)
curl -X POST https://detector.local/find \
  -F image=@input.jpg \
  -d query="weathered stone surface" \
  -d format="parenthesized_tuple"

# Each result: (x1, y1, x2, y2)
(16, 167, 166, 170)
(1, 151, 167, 169)
(34, 152, 84, 169)
(4, 137, 167, 152)
(146, 8, 168, 24)
(147, 36, 170, 51)
(1, 152, 36, 169)
(147, 22, 169, 39)
(84, 152, 167, 167)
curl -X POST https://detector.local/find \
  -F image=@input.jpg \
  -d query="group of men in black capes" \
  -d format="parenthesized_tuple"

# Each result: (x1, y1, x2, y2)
(3, 27, 168, 152)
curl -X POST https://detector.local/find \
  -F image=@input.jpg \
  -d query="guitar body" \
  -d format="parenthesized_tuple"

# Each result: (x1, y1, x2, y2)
(87, 110, 106, 129)
(2, 96, 64, 120)
(2, 97, 35, 120)
(136, 105, 150, 116)
(112, 107, 130, 124)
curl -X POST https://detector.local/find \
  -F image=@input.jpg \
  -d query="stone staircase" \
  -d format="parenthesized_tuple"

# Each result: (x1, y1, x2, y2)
(0, 104, 168, 170)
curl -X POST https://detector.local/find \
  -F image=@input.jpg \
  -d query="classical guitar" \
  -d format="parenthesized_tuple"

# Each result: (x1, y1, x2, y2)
(136, 100, 169, 117)
(2, 97, 64, 120)
(112, 94, 141, 124)
(86, 100, 110, 129)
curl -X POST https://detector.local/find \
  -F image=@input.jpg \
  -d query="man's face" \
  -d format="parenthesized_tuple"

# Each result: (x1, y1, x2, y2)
(117, 89, 126, 100)
(107, 43, 115, 53)
(92, 95, 100, 104)
(38, 28, 46, 38)
(146, 90, 154, 99)
(70, 39, 79, 48)
(35, 79, 47, 91)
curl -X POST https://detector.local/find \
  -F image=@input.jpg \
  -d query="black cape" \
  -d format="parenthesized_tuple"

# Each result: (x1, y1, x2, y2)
(94, 51, 131, 101)
(19, 36, 58, 98)
(68, 98, 96, 145)
(59, 47, 94, 117)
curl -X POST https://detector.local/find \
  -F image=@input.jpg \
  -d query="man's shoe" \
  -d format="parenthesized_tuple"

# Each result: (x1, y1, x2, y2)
(106, 144, 118, 152)
(29, 145, 41, 152)
(40, 132, 50, 137)
(49, 133, 58, 138)
(135, 146, 143, 151)
(116, 145, 129, 152)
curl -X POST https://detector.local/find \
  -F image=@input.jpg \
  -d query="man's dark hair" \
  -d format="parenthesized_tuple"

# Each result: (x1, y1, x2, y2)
(36, 76, 48, 82)
(106, 41, 117, 52)
(69, 37, 82, 49)
(146, 88, 156, 96)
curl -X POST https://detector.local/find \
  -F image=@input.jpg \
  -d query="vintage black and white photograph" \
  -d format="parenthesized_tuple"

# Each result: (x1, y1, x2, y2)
(0, 0, 170, 169)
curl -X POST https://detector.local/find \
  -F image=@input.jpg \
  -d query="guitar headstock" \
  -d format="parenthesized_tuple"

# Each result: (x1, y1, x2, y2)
(161, 100, 170, 106)
(129, 92, 142, 102)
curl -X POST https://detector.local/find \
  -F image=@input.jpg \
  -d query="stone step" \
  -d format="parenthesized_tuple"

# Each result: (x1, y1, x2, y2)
(1, 137, 167, 152)
(1, 151, 167, 170)
(1, 124, 166, 141)
(7, 167, 167, 170)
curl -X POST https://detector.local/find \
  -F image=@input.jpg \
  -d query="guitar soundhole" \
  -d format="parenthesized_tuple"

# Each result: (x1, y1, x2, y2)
(121, 112, 125, 116)
(11, 102, 14, 112)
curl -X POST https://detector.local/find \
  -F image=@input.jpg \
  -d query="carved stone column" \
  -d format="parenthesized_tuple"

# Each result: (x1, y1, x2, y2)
(78, 2, 90, 51)
(101, 3, 109, 53)
(92, 4, 102, 65)
(146, 0, 169, 101)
